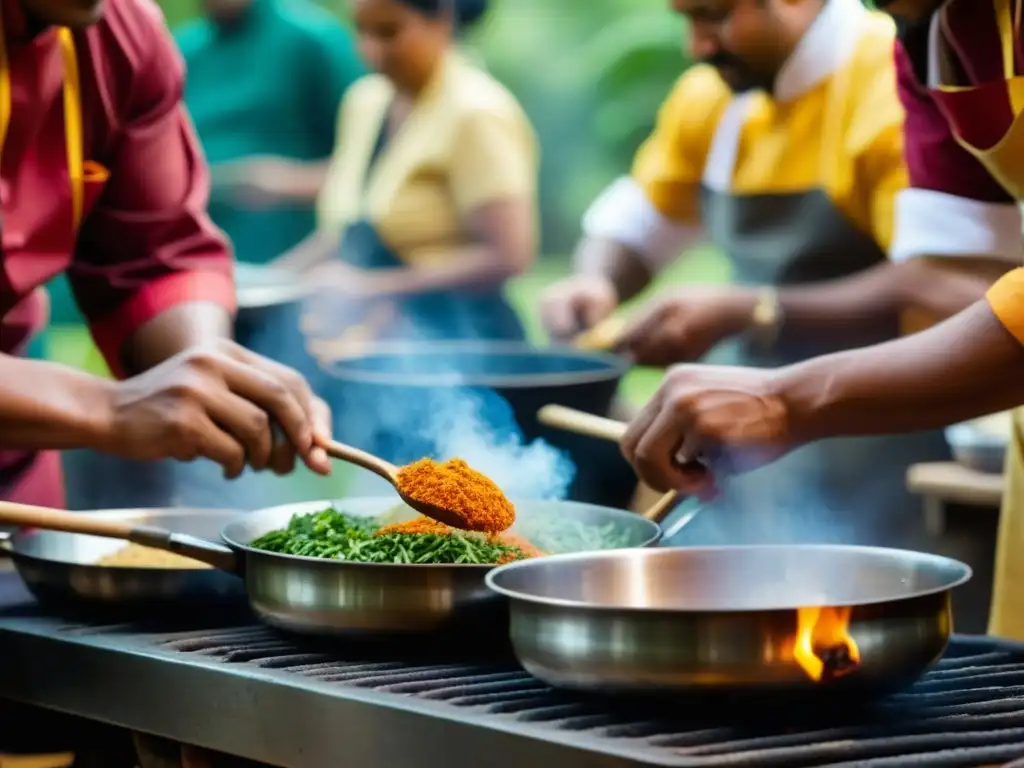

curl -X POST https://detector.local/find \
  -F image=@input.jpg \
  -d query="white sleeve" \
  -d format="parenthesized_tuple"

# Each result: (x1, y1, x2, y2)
(890, 188, 1023, 265)
(580, 177, 703, 272)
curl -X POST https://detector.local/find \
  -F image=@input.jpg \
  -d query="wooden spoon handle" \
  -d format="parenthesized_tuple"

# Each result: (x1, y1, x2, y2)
(315, 436, 400, 481)
(538, 404, 627, 443)
(0, 501, 136, 539)
(574, 316, 627, 351)
(642, 490, 682, 522)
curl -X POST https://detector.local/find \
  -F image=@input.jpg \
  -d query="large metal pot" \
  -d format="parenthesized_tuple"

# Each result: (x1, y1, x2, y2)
(486, 545, 972, 696)
(323, 341, 635, 508)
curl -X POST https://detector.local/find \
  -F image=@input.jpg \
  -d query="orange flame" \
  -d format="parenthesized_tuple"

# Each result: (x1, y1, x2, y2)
(793, 606, 861, 682)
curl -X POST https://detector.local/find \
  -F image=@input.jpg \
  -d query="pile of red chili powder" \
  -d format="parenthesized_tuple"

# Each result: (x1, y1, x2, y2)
(395, 457, 516, 533)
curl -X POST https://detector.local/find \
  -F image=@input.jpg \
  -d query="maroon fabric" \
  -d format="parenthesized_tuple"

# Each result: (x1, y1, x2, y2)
(3, 450, 65, 508)
(0, 0, 235, 364)
(894, 23, 1017, 203)
(0, 0, 237, 502)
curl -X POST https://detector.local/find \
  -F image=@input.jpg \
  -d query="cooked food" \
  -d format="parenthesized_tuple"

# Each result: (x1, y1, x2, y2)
(95, 544, 212, 569)
(395, 457, 515, 533)
(250, 507, 539, 565)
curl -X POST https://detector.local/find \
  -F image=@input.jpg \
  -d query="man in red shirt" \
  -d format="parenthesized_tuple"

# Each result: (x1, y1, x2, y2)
(0, 0, 333, 508)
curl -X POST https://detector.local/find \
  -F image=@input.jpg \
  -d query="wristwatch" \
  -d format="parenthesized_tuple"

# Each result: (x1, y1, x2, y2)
(749, 286, 782, 351)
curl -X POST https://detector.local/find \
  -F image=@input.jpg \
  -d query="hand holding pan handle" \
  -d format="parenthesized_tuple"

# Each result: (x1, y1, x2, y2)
(536, 404, 710, 473)
(0, 501, 239, 572)
(537, 404, 708, 534)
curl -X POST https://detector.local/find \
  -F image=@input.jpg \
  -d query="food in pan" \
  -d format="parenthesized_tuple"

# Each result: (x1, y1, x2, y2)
(95, 543, 212, 569)
(395, 457, 515, 533)
(250, 507, 538, 565)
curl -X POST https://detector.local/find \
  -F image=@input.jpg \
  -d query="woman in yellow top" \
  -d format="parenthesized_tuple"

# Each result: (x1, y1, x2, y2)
(280, 0, 538, 344)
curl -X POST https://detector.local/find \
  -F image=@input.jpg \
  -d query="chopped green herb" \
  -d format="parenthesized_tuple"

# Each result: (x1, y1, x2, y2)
(250, 507, 528, 565)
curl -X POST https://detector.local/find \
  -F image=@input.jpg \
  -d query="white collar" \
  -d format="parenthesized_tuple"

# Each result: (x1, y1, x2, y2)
(773, 0, 869, 102)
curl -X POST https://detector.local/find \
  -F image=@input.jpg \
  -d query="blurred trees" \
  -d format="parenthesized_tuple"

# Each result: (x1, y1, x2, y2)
(158, 0, 693, 254)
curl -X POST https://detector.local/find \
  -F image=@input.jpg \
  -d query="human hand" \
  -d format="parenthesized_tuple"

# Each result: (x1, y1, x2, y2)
(214, 157, 293, 210)
(305, 261, 390, 298)
(100, 339, 333, 479)
(621, 364, 795, 497)
(539, 275, 618, 341)
(616, 286, 757, 366)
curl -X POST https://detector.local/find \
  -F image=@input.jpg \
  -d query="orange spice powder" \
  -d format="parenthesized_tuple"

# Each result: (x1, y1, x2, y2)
(375, 517, 454, 537)
(395, 457, 515, 533)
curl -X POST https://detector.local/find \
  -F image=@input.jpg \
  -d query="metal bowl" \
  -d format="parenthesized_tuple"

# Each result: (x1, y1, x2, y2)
(486, 545, 972, 695)
(234, 263, 311, 310)
(945, 421, 1009, 474)
(222, 498, 662, 636)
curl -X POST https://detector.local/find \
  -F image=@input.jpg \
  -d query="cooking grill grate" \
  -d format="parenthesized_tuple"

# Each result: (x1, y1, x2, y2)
(140, 626, 1024, 767)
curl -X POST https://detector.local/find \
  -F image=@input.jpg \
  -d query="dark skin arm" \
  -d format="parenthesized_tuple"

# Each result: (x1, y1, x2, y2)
(540, 238, 655, 340)
(620, 300, 1024, 495)
(0, 355, 117, 451)
(773, 256, 1015, 345)
(121, 302, 232, 375)
(574, 237, 654, 304)
(780, 299, 1024, 442)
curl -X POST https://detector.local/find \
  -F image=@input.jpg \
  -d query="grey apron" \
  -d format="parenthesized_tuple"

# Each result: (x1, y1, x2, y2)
(662, 152, 950, 551)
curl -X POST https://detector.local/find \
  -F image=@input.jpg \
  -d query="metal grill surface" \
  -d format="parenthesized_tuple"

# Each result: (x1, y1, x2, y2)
(63, 623, 1024, 768)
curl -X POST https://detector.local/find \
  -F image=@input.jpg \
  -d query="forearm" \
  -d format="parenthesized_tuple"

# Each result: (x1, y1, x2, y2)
(121, 302, 233, 374)
(573, 237, 654, 304)
(0, 354, 113, 450)
(271, 230, 336, 273)
(775, 257, 1012, 345)
(272, 160, 330, 204)
(775, 300, 1024, 442)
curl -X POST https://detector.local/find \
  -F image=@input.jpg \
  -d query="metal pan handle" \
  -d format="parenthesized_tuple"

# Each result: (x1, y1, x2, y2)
(0, 502, 240, 574)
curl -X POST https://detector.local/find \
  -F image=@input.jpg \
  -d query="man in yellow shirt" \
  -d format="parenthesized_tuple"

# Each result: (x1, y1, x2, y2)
(619, 0, 1024, 637)
(544, 0, 1014, 548)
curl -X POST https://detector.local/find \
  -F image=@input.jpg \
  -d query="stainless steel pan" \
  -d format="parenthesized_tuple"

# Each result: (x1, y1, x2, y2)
(486, 545, 972, 695)
(0, 498, 663, 635)
(1, 509, 245, 611)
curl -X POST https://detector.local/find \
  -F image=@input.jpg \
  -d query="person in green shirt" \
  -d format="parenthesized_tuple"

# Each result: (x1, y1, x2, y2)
(176, 0, 365, 268)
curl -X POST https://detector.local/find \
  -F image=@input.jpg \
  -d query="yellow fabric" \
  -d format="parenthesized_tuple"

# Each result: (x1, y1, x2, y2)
(631, 13, 905, 250)
(935, 0, 1024, 199)
(937, 2, 1024, 642)
(630, 65, 730, 225)
(316, 53, 538, 265)
(987, 268, 1024, 345)
(0, 16, 90, 233)
(990, 407, 1024, 640)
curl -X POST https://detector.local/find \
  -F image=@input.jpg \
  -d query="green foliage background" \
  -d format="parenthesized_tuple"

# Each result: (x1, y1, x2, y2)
(160, 0, 694, 252)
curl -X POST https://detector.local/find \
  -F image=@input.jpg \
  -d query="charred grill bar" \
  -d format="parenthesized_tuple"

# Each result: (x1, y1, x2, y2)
(0, 576, 1023, 767)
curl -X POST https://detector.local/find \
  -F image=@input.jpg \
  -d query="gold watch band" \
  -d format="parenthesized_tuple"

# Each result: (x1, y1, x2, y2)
(749, 287, 781, 349)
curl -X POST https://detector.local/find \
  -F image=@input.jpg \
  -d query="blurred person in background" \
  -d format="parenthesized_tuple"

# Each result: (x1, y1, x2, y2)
(177, 0, 364, 276)
(541, 0, 1016, 549)
(277, 0, 538, 348)
(619, 0, 1024, 641)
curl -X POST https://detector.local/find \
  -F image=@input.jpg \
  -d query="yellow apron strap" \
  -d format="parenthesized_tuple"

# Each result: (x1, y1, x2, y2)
(997, 0, 1024, 113)
(0, 14, 83, 232)
(58, 28, 83, 232)
(0, 12, 11, 163)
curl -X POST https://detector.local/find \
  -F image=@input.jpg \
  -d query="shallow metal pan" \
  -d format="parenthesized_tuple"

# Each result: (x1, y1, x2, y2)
(1, 509, 245, 613)
(485, 545, 972, 696)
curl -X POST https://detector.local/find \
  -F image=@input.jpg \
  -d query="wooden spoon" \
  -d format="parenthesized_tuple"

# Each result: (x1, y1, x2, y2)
(573, 316, 627, 352)
(314, 436, 499, 531)
(537, 404, 706, 534)
(0, 502, 237, 571)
